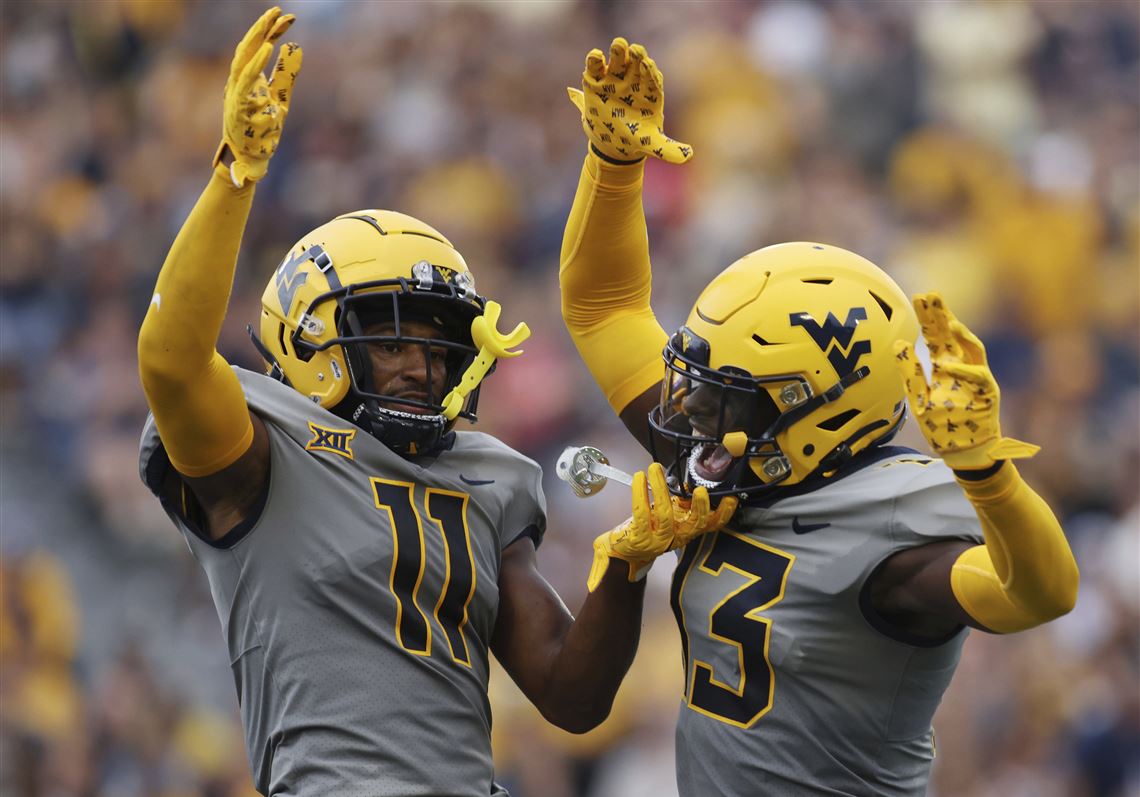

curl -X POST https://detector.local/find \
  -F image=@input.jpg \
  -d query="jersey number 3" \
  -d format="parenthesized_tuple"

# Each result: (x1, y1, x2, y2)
(672, 531, 794, 728)
(372, 479, 476, 667)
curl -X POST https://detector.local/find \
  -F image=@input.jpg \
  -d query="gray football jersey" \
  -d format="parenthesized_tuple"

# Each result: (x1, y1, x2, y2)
(670, 448, 984, 797)
(139, 369, 545, 797)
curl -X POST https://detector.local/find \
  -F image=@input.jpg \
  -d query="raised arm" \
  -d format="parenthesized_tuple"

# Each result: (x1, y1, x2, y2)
(560, 39, 692, 449)
(136, 8, 301, 536)
(492, 465, 735, 732)
(876, 294, 1079, 633)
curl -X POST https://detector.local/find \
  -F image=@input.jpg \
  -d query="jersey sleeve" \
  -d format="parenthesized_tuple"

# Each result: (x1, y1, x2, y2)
(139, 413, 209, 545)
(502, 454, 547, 551)
(888, 461, 984, 547)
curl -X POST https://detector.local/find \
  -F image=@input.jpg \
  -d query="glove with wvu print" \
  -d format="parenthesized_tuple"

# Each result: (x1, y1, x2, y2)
(894, 292, 1039, 470)
(588, 463, 737, 592)
(567, 37, 693, 165)
(214, 7, 302, 187)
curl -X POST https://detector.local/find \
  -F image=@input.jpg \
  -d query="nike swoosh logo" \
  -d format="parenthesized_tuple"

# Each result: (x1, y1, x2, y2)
(792, 517, 831, 535)
(459, 475, 495, 486)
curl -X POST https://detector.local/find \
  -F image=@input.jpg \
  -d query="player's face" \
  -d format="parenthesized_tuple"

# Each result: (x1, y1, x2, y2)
(363, 319, 449, 414)
(676, 378, 781, 485)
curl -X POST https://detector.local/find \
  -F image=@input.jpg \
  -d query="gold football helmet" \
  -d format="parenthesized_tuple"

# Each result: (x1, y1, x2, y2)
(254, 209, 496, 453)
(649, 242, 919, 500)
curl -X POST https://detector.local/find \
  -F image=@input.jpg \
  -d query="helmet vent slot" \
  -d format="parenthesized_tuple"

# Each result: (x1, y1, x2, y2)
(869, 290, 894, 320)
(801, 278, 833, 285)
(278, 323, 289, 355)
(752, 334, 774, 346)
(817, 408, 859, 431)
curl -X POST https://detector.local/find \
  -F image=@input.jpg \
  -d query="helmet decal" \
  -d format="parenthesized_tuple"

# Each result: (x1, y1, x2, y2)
(788, 307, 871, 378)
(274, 248, 310, 315)
(275, 243, 339, 315)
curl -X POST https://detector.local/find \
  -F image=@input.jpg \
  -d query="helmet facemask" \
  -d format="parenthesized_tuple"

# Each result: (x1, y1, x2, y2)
(649, 325, 889, 502)
(650, 327, 788, 501)
(290, 268, 484, 455)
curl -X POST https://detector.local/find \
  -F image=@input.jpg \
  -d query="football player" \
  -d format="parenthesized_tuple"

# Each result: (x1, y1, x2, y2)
(136, 12, 733, 796)
(561, 38, 1080, 796)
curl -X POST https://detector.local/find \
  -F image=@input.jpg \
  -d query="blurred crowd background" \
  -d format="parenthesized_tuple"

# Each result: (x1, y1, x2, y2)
(2, 0, 1138, 795)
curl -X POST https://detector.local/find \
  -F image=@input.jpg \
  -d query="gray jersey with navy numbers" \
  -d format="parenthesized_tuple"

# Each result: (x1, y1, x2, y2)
(670, 448, 984, 797)
(139, 368, 545, 797)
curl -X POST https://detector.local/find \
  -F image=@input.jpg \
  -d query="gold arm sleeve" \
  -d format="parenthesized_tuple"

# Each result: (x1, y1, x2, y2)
(950, 463, 1079, 633)
(137, 164, 257, 477)
(560, 151, 667, 414)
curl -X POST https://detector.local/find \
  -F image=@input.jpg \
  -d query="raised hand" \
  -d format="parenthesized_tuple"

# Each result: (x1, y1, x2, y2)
(587, 463, 736, 592)
(215, 7, 302, 187)
(567, 37, 692, 165)
(894, 292, 1039, 470)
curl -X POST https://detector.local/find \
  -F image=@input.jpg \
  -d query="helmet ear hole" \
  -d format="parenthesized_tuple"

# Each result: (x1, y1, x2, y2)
(280, 322, 317, 363)
(817, 408, 860, 432)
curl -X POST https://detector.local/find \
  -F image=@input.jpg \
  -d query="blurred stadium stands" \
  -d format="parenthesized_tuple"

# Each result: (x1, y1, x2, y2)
(1, 1, 1137, 795)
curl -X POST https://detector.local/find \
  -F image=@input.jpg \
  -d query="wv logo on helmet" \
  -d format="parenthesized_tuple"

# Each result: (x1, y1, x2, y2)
(275, 248, 311, 314)
(789, 308, 870, 378)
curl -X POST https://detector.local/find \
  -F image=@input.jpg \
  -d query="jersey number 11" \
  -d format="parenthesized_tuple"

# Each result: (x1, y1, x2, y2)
(372, 478, 477, 667)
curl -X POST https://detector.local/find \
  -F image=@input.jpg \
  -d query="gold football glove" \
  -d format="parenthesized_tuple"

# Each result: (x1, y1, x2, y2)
(587, 463, 737, 592)
(214, 7, 302, 187)
(894, 292, 1039, 470)
(567, 37, 693, 165)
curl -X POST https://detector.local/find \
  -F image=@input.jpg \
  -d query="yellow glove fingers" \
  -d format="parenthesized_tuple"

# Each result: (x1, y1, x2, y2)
(239, 41, 274, 99)
(672, 489, 736, 550)
(269, 42, 302, 109)
(630, 469, 650, 531)
(630, 51, 689, 163)
(627, 43, 647, 78)
(893, 341, 930, 414)
(949, 319, 988, 367)
(712, 495, 739, 527)
(607, 37, 630, 77)
(265, 11, 295, 43)
(587, 542, 614, 593)
(241, 9, 296, 96)
(585, 48, 607, 81)
(937, 360, 996, 391)
(648, 462, 673, 545)
(641, 54, 664, 94)
(230, 7, 281, 88)
(913, 292, 964, 363)
(646, 129, 692, 164)
(686, 486, 711, 527)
